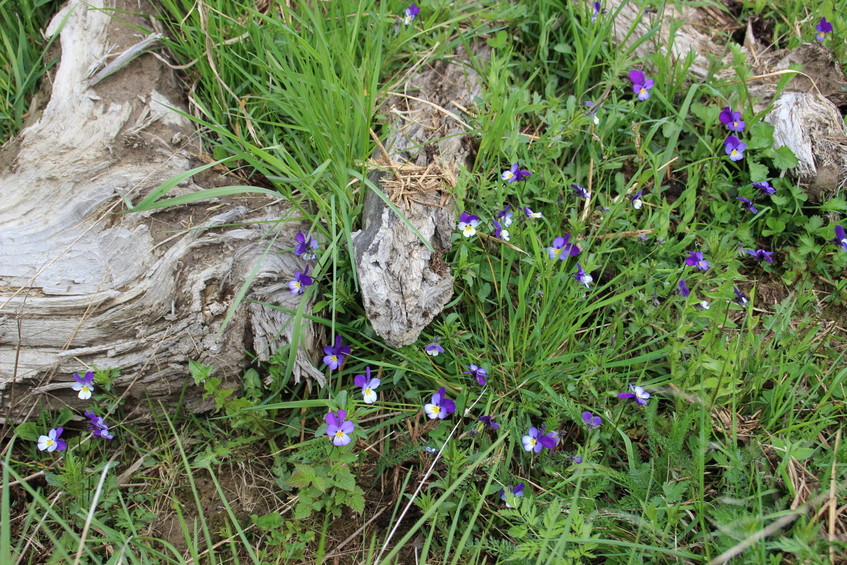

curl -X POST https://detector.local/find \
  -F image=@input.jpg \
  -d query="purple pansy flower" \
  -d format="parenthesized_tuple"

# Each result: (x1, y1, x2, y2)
(500, 483, 525, 508)
(548, 234, 580, 259)
(522, 424, 558, 453)
(835, 225, 847, 252)
(354, 366, 380, 404)
(719, 107, 745, 132)
(753, 180, 776, 195)
(685, 251, 710, 271)
(403, 3, 420, 25)
(497, 204, 513, 227)
(323, 335, 351, 370)
(424, 387, 456, 420)
(425, 342, 444, 356)
(736, 196, 758, 214)
(501, 163, 531, 183)
(84, 410, 114, 440)
(816, 17, 833, 41)
(585, 100, 600, 124)
(678, 279, 690, 297)
(458, 212, 480, 238)
(628, 70, 654, 101)
(618, 383, 650, 406)
(464, 364, 488, 386)
(591, 1, 601, 22)
(289, 265, 313, 295)
(571, 456, 583, 464)
(697, 299, 711, 310)
(478, 415, 501, 429)
(724, 135, 746, 161)
(492, 219, 510, 241)
(572, 184, 590, 199)
(573, 263, 593, 288)
(294, 232, 318, 260)
(630, 189, 643, 209)
(523, 206, 543, 219)
(71, 371, 95, 400)
(581, 411, 602, 429)
(733, 286, 749, 307)
(325, 409, 354, 446)
(746, 248, 775, 263)
(37, 427, 67, 452)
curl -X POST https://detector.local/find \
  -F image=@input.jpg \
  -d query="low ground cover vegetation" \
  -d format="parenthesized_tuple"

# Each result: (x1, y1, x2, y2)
(2, 0, 846, 563)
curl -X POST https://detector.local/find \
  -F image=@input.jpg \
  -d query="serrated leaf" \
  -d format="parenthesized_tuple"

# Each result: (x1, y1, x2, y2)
(311, 474, 330, 493)
(287, 465, 316, 489)
(747, 122, 774, 150)
(15, 422, 39, 441)
(821, 197, 847, 212)
(189, 360, 214, 385)
(332, 471, 356, 491)
(748, 161, 769, 181)
(294, 499, 312, 520)
(770, 145, 798, 170)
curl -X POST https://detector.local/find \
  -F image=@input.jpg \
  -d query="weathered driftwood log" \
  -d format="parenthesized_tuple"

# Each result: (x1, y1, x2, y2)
(605, 0, 847, 197)
(0, 0, 321, 423)
(352, 46, 485, 348)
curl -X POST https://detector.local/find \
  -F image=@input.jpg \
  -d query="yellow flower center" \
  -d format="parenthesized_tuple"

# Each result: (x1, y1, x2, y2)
(431, 406, 441, 415)
(334, 430, 345, 438)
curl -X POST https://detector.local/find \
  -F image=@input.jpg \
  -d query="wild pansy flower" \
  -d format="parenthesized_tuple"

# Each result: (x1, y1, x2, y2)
(630, 189, 643, 209)
(746, 248, 775, 263)
(678, 279, 690, 297)
(288, 266, 313, 295)
(403, 3, 420, 25)
(724, 135, 746, 161)
(628, 70, 654, 101)
(548, 235, 580, 259)
(736, 196, 758, 214)
(685, 251, 710, 271)
(37, 427, 67, 452)
(424, 387, 456, 420)
(522, 424, 558, 453)
(458, 212, 480, 238)
(816, 17, 833, 41)
(618, 383, 650, 406)
(591, 1, 601, 22)
(492, 219, 510, 241)
(323, 335, 351, 370)
(697, 299, 711, 310)
(572, 184, 590, 199)
(719, 107, 745, 132)
(835, 225, 847, 252)
(501, 163, 531, 183)
(425, 342, 444, 356)
(464, 364, 488, 386)
(753, 180, 776, 195)
(294, 232, 318, 260)
(571, 455, 583, 464)
(354, 366, 380, 404)
(71, 371, 95, 400)
(573, 264, 593, 288)
(478, 415, 501, 429)
(584, 101, 600, 124)
(497, 204, 513, 227)
(581, 411, 602, 429)
(523, 207, 543, 219)
(84, 410, 114, 439)
(325, 409, 354, 447)
(733, 286, 749, 307)
(500, 483, 525, 508)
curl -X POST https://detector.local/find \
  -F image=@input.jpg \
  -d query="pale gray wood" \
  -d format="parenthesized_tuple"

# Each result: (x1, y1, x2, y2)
(0, 0, 322, 423)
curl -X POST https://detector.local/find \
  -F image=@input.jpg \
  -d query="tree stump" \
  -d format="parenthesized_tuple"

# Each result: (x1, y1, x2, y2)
(0, 0, 322, 423)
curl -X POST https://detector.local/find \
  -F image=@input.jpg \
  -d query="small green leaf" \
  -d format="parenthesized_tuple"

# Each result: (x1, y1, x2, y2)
(487, 30, 508, 49)
(15, 422, 39, 441)
(770, 145, 798, 170)
(747, 122, 774, 150)
(189, 360, 214, 385)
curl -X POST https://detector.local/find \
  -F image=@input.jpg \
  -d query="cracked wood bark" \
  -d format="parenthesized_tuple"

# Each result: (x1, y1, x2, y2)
(604, 0, 846, 197)
(352, 45, 485, 348)
(0, 0, 322, 423)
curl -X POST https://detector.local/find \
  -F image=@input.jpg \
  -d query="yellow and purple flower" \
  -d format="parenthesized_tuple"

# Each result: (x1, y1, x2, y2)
(464, 364, 488, 386)
(497, 204, 514, 227)
(523, 207, 543, 219)
(424, 387, 456, 420)
(816, 17, 833, 41)
(685, 251, 710, 270)
(289, 265, 313, 295)
(325, 409, 354, 446)
(37, 427, 67, 452)
(719, 107, 745, 132)
(522, 424, 558, 453)
(354, 366, 380, 404)
(500, 483, 525, 508)
(618, 384, 650, 406)
(323, 335, 351, 370)
(478, 415, 500, 429)
(733, 286, 749, 307)
(548, 235, 580, 259)
(84, 410, 114, 439)
(835, 225, 847, 252)
(71, 371, 95, 400)
(630, 189, 644, 209)
(753, 180, 776, 195)
(492, 219, 510, 241)
(628, 70, 654, 101)
(736, 196, 758, 214)
(294, 232, 319, 260)
(572, 184, 590, 199)
(573, 263, 593, 287)
(501, 163, 531, 183)
(581, 411, 602, 429)
(425, 342, 444, 356)
(724, 135, 746, 161)
(746, 248, 775, 263)
(458, 212, 480, 238)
